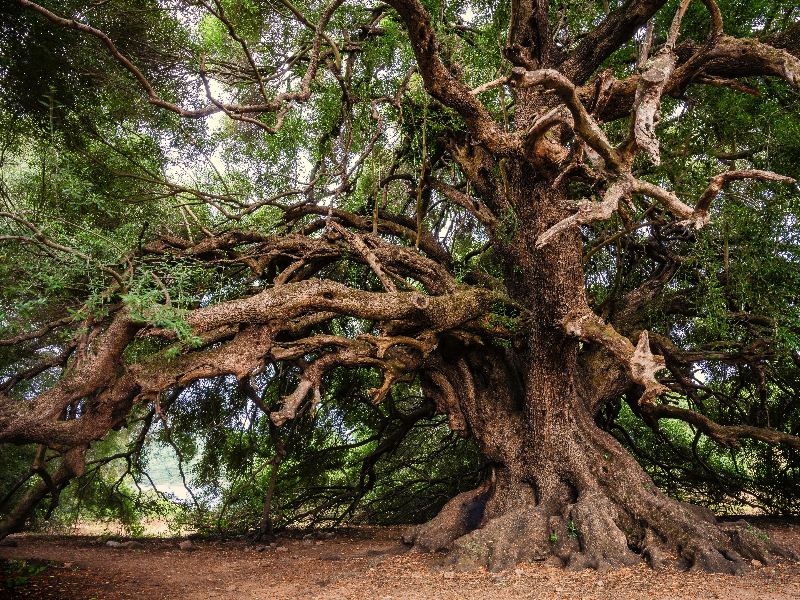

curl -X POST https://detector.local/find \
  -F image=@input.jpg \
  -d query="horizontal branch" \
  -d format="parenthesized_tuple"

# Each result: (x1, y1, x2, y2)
(0, 316, 75, 347)
(693, 169, 797, 220)
(186, 278, 495, 335)
(638, 403, 800, 451)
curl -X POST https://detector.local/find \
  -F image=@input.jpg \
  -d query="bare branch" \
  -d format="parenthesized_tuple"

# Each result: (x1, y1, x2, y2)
(693, 170, 797, 221)
(428, 179, 498, 228)
(628, 177, 695, 221)
(330, 222, 397, 292)
(637, 20, 655, 70)
(638, 403, 800, 450)
(511, 68, 621, 171)
(185, 279, 494, 335)
(563, 309, 667, 405)
(469, 76, 511, 96)
(536, 178, 630, 248)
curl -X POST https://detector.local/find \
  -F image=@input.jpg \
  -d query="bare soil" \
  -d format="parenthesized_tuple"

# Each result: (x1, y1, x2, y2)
(2, 518, 799, 600)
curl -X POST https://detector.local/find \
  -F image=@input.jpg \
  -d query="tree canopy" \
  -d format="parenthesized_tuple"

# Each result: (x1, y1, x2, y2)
(1, 0, 800, 574)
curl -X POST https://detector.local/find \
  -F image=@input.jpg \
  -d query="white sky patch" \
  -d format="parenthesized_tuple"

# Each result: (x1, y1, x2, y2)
(162, 78, 230, 184)
(205, 79, 228, 135)
(691, 363, 709, 384)
(296, 148, 313, 183)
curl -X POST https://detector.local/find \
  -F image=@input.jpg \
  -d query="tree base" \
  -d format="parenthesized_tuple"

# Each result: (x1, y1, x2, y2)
(403, 485, 798, 574)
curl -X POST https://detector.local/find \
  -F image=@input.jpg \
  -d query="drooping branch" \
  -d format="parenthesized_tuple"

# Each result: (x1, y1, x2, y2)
(692, 170, 797, 223)
(637, 402, 800, 451)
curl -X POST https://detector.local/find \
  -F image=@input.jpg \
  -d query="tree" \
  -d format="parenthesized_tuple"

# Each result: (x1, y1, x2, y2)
(1, 0, 800, 573)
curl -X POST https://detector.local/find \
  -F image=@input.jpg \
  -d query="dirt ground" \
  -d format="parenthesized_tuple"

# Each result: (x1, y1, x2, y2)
(2, 518, 799, 600)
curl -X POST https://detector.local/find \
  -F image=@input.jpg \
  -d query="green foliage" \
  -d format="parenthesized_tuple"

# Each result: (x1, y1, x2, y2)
(566, 520, 577, 539)
(3, 559, 47, 593)
(605, 388, 800, 514)
(171, 367, 485, 532)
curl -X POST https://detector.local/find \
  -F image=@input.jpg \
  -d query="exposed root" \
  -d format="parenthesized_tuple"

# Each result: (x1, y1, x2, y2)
(564, 490, 640, 570)
(401, 483, 490, 552)
(404, 481, 799, 574)
(447, 489, 641, 572)
(718, 520, 799, 567)
(450, 506, 551, 572)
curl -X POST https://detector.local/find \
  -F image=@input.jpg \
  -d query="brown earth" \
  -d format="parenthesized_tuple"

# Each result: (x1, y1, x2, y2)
(1, 518, 799, 600)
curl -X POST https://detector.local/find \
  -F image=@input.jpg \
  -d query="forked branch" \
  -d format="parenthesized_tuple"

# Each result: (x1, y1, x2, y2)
(563, 309, 667, 405)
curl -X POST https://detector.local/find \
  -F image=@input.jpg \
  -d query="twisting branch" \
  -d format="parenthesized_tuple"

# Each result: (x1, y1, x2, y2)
(510, 68, 621, 171)
(535, 164, 784, 249)
(536, 178, 630, 248)
(618, 0, 705, 165)
(330, 222, 397, 292)
(268, 336, 418, 425)
(199, 60, 295, 135)
(273, 0, 342, 71)
(691, 170, 797, 225)
(563, 308, 667, 405)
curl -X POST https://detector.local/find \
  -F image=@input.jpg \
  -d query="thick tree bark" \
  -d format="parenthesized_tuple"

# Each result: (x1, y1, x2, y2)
(404, 172, 798, 574)
(0, 447, 86, 538)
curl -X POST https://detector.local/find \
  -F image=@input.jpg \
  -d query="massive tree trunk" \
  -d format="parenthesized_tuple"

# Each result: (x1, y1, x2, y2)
(403, 173, 796, 574)
(408, 339, 797, 573)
